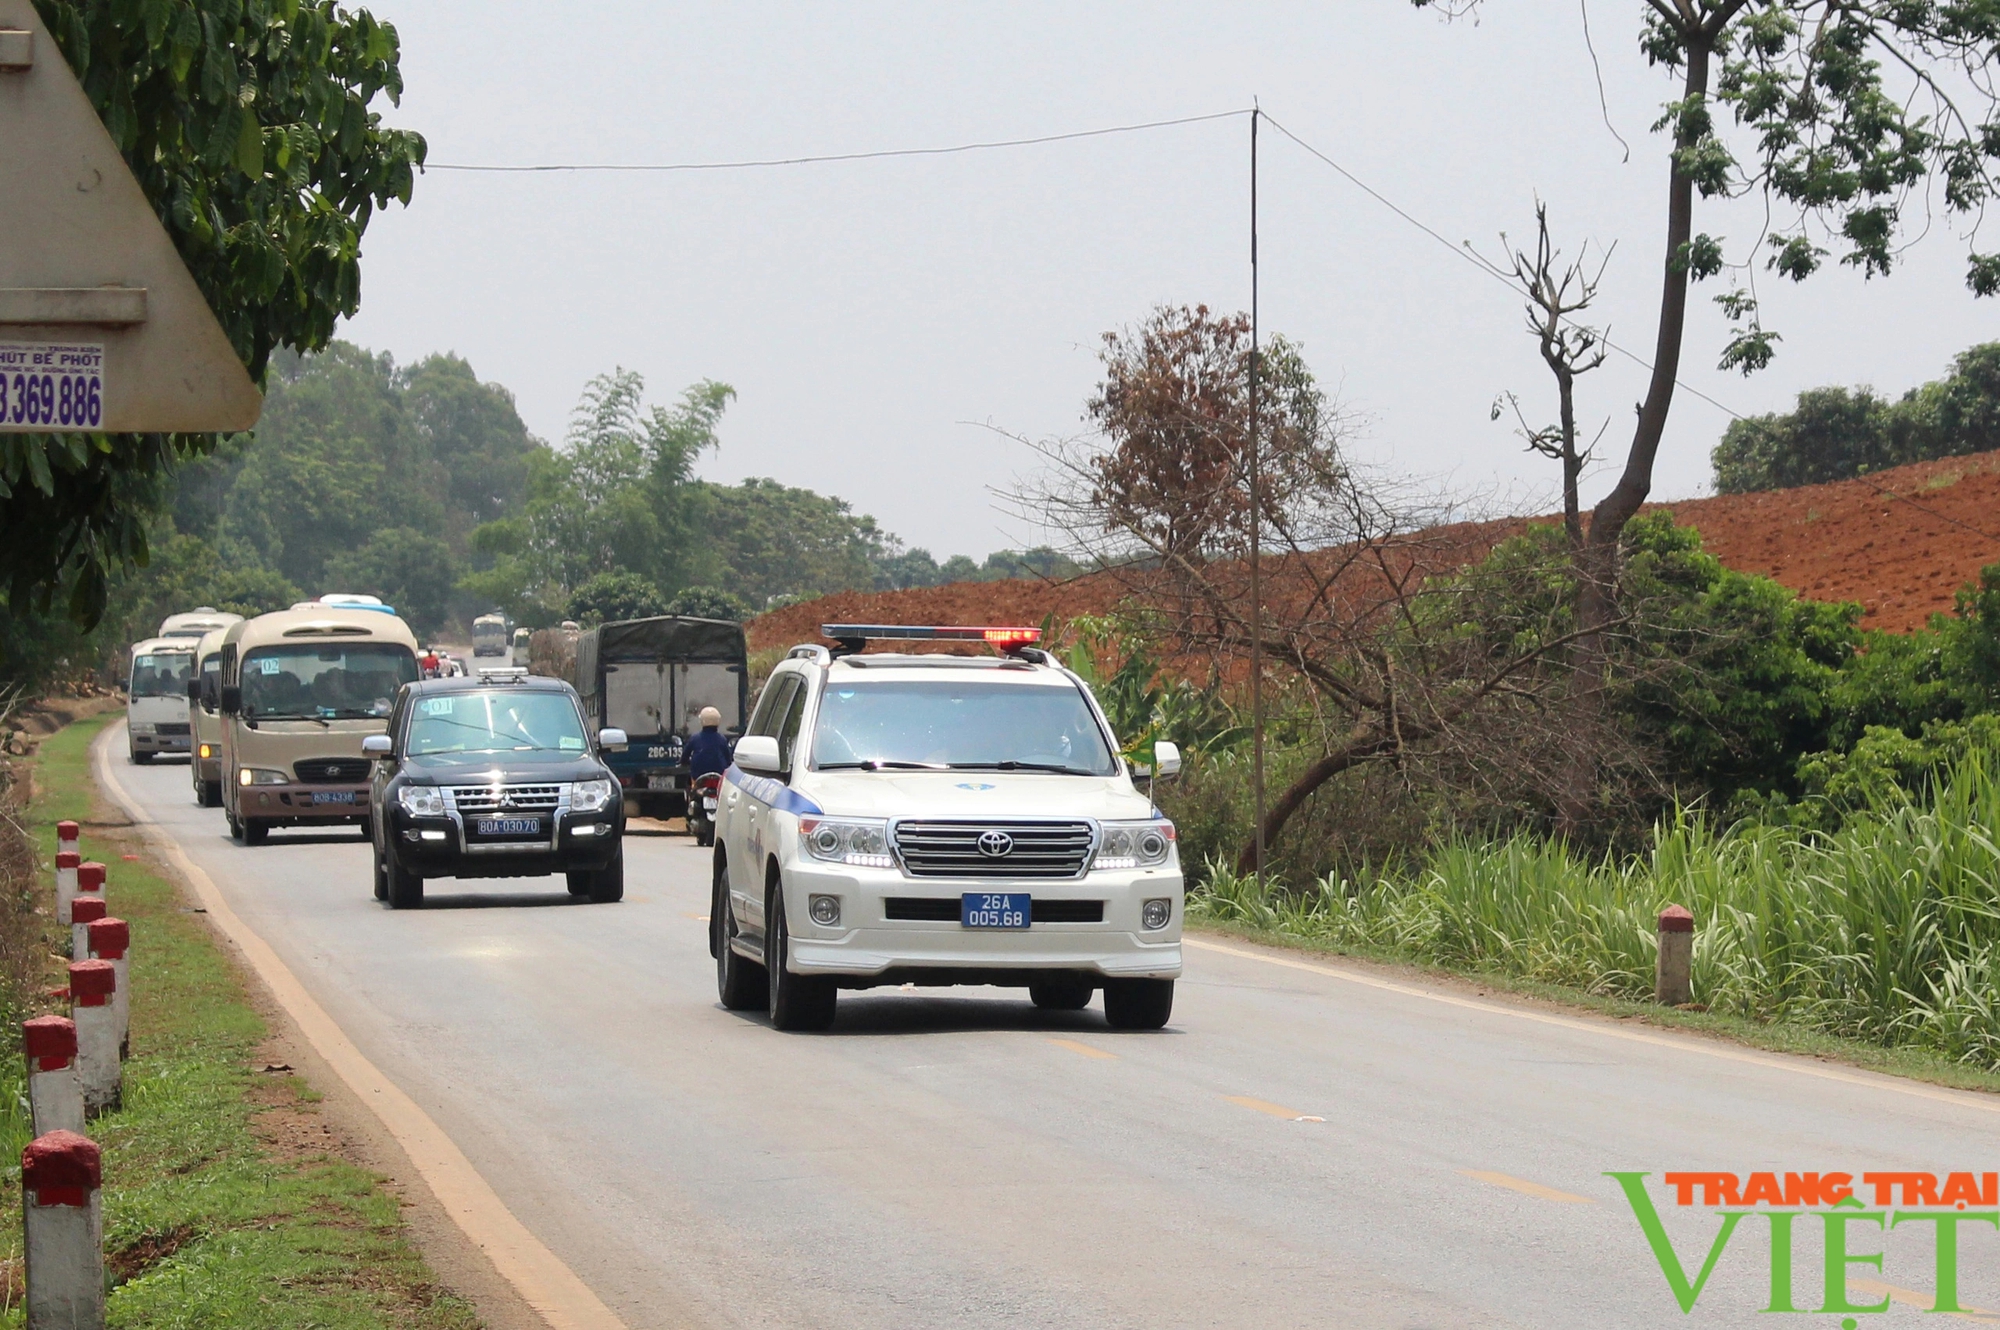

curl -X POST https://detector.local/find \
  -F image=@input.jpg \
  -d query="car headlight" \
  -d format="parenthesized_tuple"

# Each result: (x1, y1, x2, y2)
(129, 722, 155, 735)
(1092, 819, 1176, 871)
(238, 767, 288, 786)
(1142, 897, 1174, 930)
(570, 778, 615, 814)
(198, 743, 213, 759)
(798, 817, 893, 869)
(398, 785, 445, 817)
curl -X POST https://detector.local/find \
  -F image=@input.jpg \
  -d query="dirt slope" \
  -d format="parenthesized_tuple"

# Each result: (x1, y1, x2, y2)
(747, 451, 2000, 649)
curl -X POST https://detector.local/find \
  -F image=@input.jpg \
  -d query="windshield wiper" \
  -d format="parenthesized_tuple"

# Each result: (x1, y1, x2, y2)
(249, 712, 329, 727)
(817, 759, 950, 771)
(947, 761, 1099, 776)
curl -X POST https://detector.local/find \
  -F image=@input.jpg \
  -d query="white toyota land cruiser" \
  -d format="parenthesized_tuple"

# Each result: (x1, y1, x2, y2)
(709, 624, 1184, 1032)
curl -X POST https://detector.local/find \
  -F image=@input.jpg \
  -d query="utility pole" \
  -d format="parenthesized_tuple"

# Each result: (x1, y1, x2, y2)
(1248, 105, 1265, 880)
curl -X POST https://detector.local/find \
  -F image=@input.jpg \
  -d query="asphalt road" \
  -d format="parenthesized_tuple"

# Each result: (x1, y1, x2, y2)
(106, 737, 2000, 1328)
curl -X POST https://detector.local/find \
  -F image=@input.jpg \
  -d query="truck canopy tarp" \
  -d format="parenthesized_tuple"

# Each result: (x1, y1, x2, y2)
(574, 616, 746, 713)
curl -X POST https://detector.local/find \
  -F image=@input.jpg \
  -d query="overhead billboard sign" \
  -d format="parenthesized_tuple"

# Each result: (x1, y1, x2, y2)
(0, 0, 262, 433)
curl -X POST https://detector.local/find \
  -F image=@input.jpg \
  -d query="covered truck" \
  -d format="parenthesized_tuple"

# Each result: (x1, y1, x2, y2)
(574, 616, 747, 819)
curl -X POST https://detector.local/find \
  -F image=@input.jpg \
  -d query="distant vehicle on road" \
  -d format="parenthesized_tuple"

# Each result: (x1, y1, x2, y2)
(511, 626, 531, 667)
(472, 612, 514, 657)
(126, 637, 197, 764)
(158, 607, 242, 640)
(364, 669, 627, 909)
(187, 627, 230, 805)
(711, 624, 1184, 1032)
(574, 616, 747, 821)
(214, 607, 420, 844)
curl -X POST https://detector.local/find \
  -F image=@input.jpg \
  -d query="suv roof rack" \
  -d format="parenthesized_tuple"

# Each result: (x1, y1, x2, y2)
(787, 643, 832, 664)
(820, 624, 1041, 658)
(475, 666, 531, 683)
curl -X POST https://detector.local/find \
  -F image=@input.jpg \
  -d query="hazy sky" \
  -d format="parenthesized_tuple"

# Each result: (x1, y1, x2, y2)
(342, 2, 1999, 560)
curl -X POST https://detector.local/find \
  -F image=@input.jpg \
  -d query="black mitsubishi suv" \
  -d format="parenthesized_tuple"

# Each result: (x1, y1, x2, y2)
(365, 671, 627, 908)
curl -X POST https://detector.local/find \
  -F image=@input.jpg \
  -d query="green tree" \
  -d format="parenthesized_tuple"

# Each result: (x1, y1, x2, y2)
(403, 353, 538, 535)
(567, 571, 665, 626)
(663, 585, 752, 622)
(698, 477, 887, 607)
(1421, 2, 2000, 636)
(8, 0, 423, 626)
(323, 526, 460, 637)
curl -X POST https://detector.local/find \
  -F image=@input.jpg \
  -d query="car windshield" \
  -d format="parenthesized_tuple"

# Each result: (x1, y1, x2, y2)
(129, 653, 194, 697)
(811, 679, 1117, 775)
(240, 643, 417, 719)
(405, 690, 589, 764)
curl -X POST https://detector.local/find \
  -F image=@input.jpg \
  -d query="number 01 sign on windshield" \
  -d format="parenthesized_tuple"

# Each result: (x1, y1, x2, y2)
(0, 344, 104, 431)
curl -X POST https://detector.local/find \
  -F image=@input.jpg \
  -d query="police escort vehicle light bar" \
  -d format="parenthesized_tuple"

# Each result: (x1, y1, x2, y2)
(712, 622, 1183, 1033)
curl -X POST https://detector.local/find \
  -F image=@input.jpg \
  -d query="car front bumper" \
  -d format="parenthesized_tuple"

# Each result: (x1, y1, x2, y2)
(776, 861, 1184, 982)
(131, 730, 191, 753)
(387, 808, 623, 880)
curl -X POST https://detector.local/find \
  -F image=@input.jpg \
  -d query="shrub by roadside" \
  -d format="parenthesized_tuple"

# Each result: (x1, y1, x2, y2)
(0, 714, 477, 1328)
(1191, 751, 2000, 1073)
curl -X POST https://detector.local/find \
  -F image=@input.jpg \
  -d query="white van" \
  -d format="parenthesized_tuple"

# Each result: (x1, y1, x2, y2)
(126, 637, 197, 763)
(216, 607, 421, 843)
(187, 626, 230, 805)
(159, 607, 242, 641)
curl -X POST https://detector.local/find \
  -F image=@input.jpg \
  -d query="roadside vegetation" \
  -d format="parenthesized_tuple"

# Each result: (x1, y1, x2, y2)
(0, 716, 476, 1327)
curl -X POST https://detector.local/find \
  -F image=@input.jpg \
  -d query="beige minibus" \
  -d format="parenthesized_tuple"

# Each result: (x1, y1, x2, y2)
(186, 626, 230, 806)
(216, 607, 420, 844)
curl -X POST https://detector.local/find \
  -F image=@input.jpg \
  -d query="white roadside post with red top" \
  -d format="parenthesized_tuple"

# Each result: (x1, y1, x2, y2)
(72, 861, 104, 923)
(67, 895, 103, 965)
(67, 960, 119, 1115)
(21, 1129, 105, 1330)
(54, 851, 79, 927)
(85, 917, 130, 1061)
(21, 1015, 83, 1136)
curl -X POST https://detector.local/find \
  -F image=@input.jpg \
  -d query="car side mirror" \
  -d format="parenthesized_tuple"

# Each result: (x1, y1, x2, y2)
(1153, 741, 1182, 781)
(185, 678, 201, 703)
(734, 734, 781, 773)
(598, 727, 628, 752)
(361, 734, 392, 758)
(219, 685, 241, 715)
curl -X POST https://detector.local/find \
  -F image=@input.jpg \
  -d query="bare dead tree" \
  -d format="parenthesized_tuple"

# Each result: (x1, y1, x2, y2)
(1487, 202, 1612, 551)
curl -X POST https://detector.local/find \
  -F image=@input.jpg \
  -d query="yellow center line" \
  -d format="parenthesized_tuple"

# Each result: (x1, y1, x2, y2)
(1226, 1094, 1320, 1121)
(686, 912, 710, 921)
(1047, 1038, 1117, 1060)
(1850, 1278, 2000, 1322)
(1459, 1169, 1594, 1204)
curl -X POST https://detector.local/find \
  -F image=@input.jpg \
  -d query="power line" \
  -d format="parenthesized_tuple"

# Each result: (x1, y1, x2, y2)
(425, 108, 1253, 173)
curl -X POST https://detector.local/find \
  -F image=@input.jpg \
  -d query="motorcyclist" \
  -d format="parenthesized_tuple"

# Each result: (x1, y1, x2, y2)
(686, 706, 731, 781)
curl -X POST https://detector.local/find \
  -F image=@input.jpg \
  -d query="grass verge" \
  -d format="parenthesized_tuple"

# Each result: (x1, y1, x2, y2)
(0, 714, 479, 1328)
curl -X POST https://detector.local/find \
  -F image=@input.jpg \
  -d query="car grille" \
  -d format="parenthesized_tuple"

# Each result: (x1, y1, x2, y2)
(154, 722, 191, 737)
(893, 820, 1096, 879)
(294, 757, 369, 784)
(447, 783, 563, 815)
(883, 897, 1106, 923)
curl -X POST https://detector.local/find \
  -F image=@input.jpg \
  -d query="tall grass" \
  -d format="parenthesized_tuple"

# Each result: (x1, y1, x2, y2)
(1192, 754, 2000, 1066)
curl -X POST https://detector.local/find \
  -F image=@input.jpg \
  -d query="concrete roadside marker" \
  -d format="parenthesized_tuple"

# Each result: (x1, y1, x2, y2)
(21, 1129, 104, 1330)
(85, 917, 129, 1061)
(55, 821, 78, 857)
(73, 861, 104, 923)
(67, 894, 103, 963)
(21, 1015, 82, 1135)
(67, 960, 117, 1115)
(1656, 904, 1694, 1007)
(53, 850, 77, 925)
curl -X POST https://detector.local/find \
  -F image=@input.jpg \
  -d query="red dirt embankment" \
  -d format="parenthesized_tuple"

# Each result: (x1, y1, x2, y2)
(746, 451, 2000, 648)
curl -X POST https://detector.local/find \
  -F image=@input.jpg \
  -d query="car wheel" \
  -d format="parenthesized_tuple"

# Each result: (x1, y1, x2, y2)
(242, 818, 269, 846)
(357, 816, 373, 842)
(192, 778, 208, 807)
(226, 805, 241, 840)
(1029, 976, 1095, 1011)
(372, 848, 389, 901)
(588, 845, 624, 904)
(204, 780, 224, 806)
(130, 748, 152, 765)
(564, 870, 592, 897)
(387, 854, 424, 909)
(714, 864, 768, 1010)
(1103, 978, 1175, 1031)
(765, 882, 836, 1032)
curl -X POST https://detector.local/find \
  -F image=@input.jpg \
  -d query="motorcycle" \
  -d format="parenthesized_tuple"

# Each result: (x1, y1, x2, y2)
(689, 771, 722, 847)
